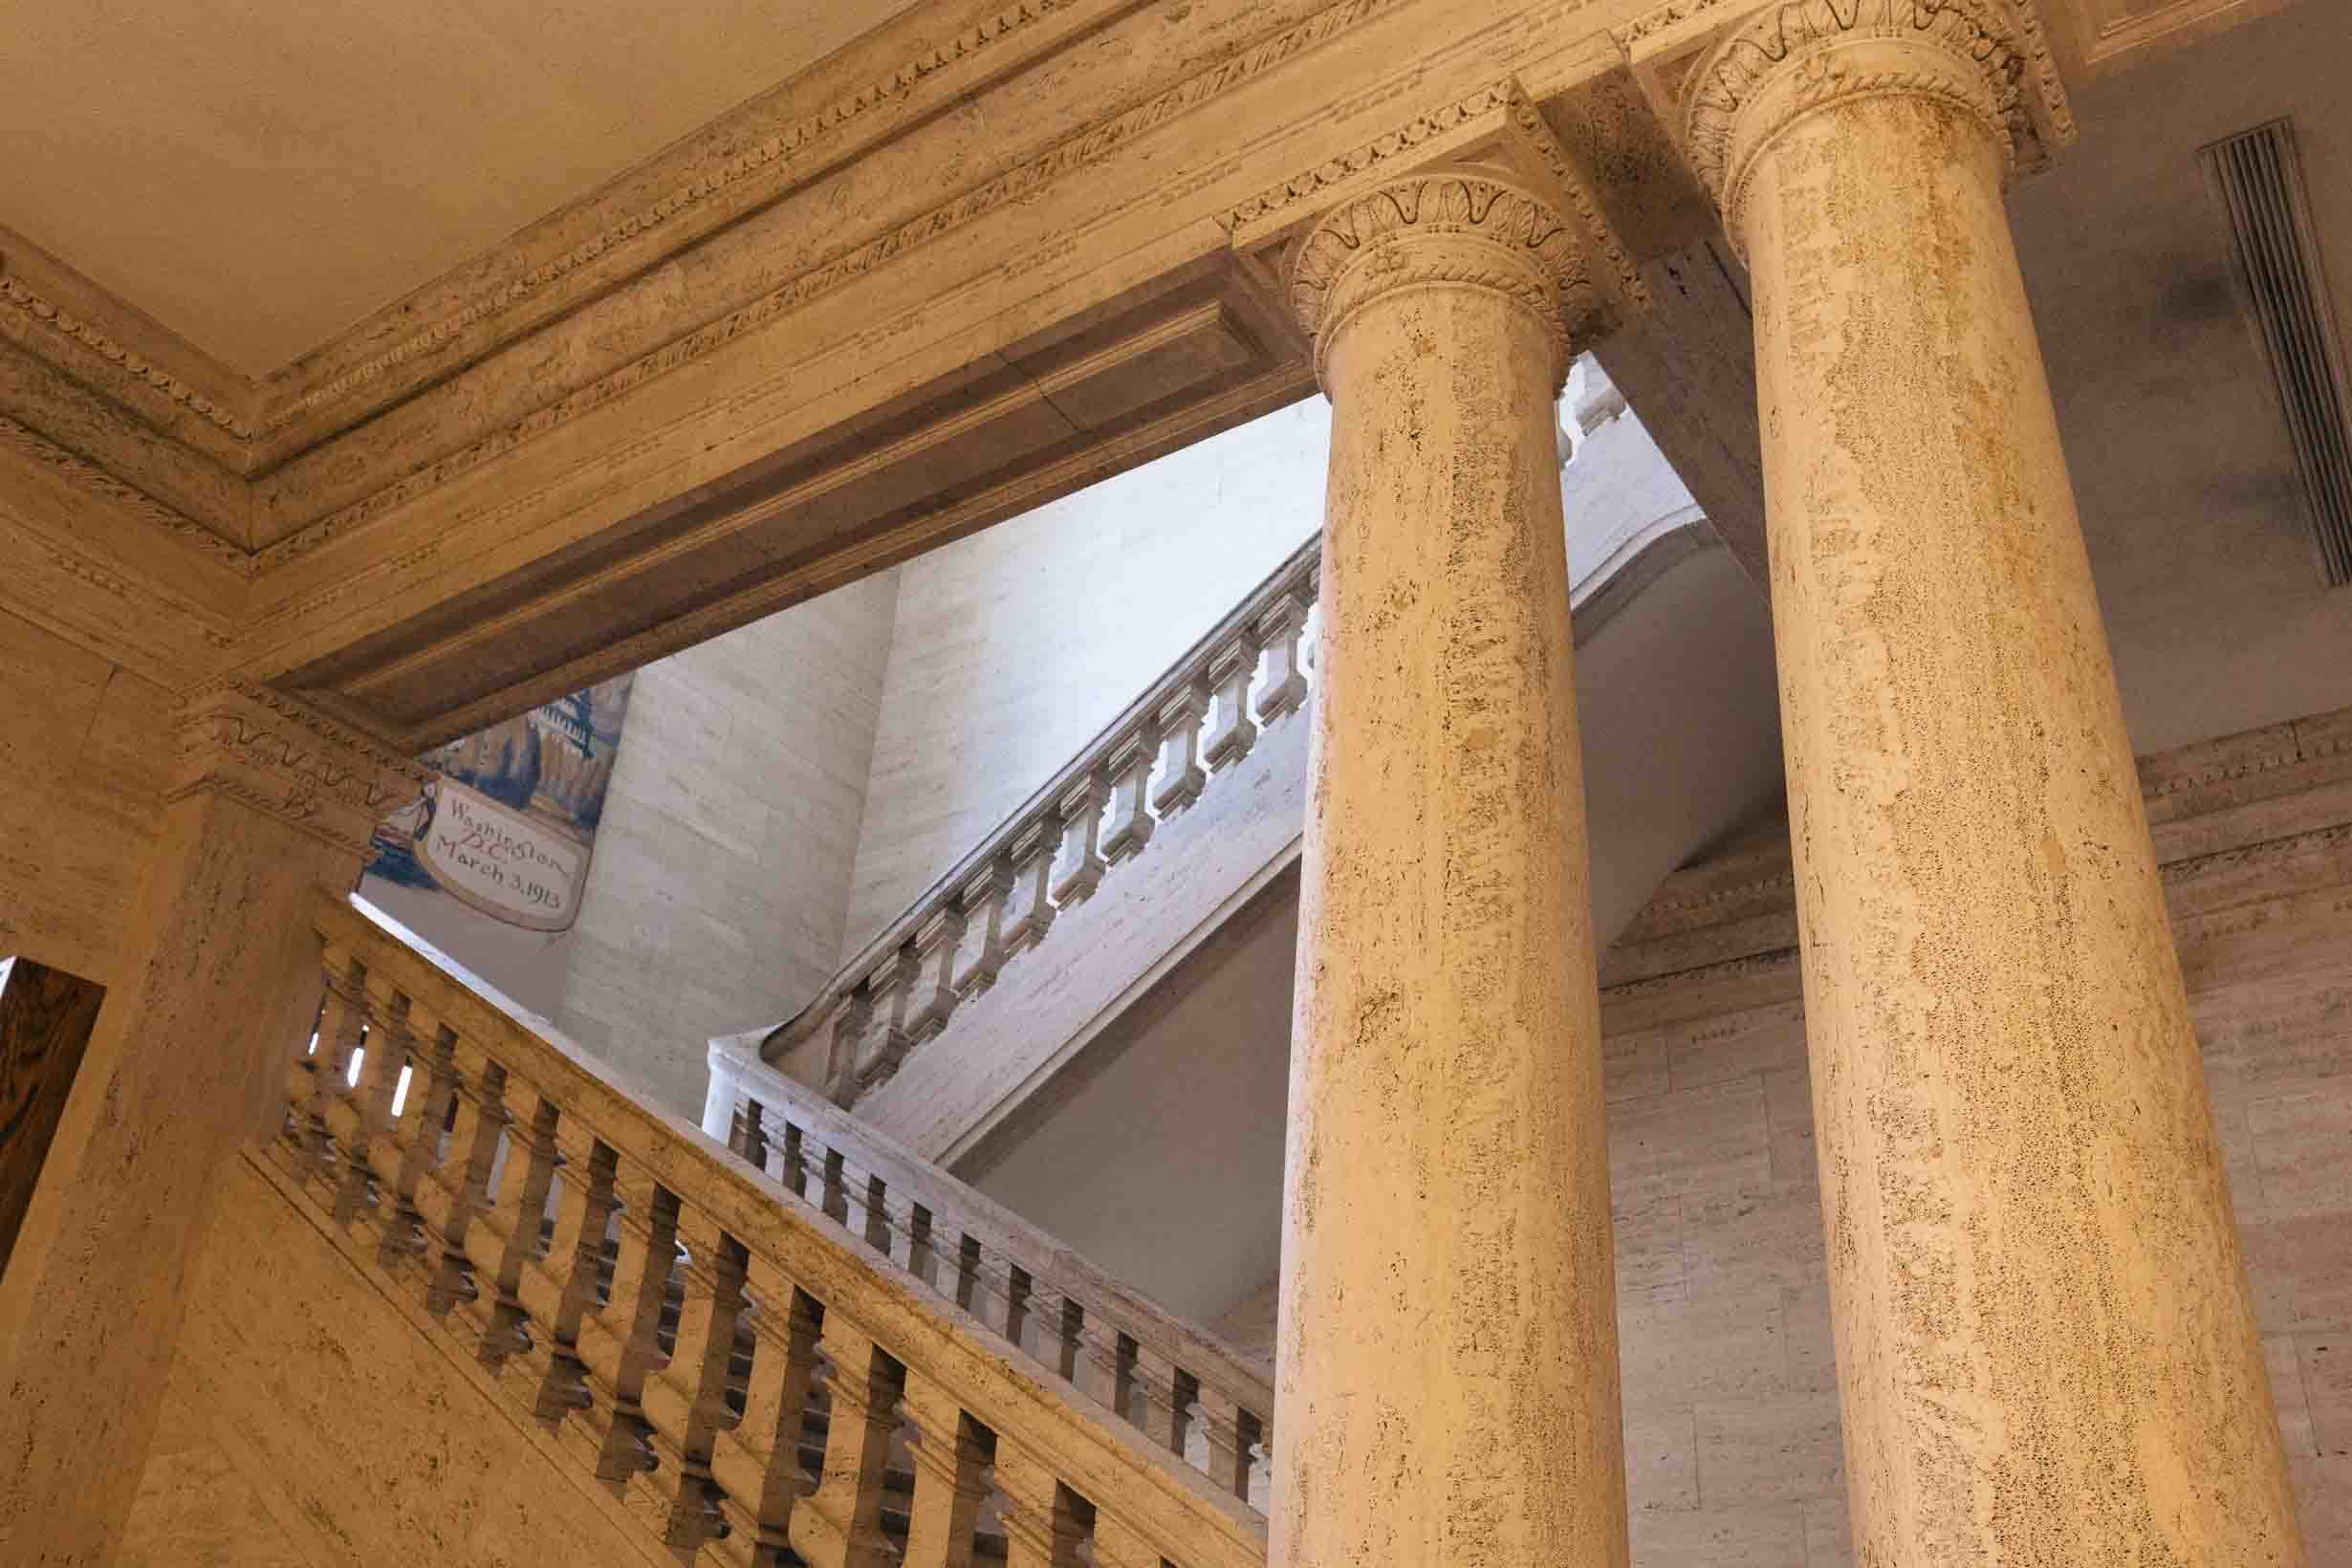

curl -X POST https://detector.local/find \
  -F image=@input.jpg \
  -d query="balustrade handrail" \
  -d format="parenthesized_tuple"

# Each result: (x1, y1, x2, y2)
(762, 530, 1322, 1100)
(708, 1035, 1276, 1473)
(282, 889, 1267, 1568)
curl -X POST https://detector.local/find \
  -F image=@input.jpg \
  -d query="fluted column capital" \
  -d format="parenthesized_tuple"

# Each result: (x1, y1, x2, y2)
(169, 681, 432, 856)
(1287, 170, 1587, 391)
(1619, 0, 2075, 254)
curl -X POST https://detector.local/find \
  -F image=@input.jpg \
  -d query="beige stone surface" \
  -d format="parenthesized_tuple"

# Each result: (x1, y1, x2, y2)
(120, 1153, 665, 1568)
(1274, 169, 1628, 1568)
(1594, 698, 2352, 1564)
(0, 608, 175, 983)
(0, 688, 421, 1565)
(556, 567, 901, 1118)
(1651, 3, 2303, 1560)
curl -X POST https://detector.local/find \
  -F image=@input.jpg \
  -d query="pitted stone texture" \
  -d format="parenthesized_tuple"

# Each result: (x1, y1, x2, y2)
(1273, 220, 1627, 1566)
(1740, 58, 2303, 1568)
(0, 787, 361, 1566)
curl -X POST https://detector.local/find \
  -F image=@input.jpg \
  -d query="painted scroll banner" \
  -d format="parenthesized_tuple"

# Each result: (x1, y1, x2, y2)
(416, 782, 589, 932)
(364, 673, 634, 932)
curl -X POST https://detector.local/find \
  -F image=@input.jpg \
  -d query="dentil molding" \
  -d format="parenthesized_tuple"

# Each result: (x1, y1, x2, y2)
(170, 684, 433, 857)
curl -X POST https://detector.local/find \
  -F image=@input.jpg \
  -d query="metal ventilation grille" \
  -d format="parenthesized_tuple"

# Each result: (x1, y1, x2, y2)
(2203, 119, 2352, 587)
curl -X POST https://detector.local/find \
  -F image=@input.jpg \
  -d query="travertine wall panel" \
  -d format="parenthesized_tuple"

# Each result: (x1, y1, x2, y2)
(120, 1153, 662, 1567)
(554, 567, 900, 1118)
(843, 401, 1330, 954)
(0, 606, 173, 982)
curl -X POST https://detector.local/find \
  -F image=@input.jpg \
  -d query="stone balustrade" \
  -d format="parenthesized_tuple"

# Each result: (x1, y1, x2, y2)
(708, 1043, 1277, 1512)
(275, 889, 1268, 1568)
(761, 534, 1321, 1105)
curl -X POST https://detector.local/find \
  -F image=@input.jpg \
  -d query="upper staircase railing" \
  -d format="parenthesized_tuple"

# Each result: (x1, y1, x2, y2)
(276, 890, 1267, 1568)
(711, 1044, 1276, 1511)
(760, 533, 1321, 1103)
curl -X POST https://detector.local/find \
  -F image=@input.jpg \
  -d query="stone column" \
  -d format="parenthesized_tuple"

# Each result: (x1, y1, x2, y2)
(1642, 2, 2305, 1560)
(0, 682, 425, 1564)
(1272, 170, 1627, 1568)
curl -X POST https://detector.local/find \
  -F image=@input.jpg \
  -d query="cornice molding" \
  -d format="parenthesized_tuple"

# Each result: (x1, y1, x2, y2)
(0, 272, 258, 446)
(1618, 0, 2074, 248)
(251, 0, 1099, 442)
(0, 413, 252, 573)
(169, 683, 432, 857)
(1288, 173, 1587, 388)
(250, 0, 1405, 577)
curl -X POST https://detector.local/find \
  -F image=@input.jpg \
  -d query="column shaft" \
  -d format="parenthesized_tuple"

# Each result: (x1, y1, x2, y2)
(1274, 174, 1627, 1568)
(1731, 30, 2303, 1565)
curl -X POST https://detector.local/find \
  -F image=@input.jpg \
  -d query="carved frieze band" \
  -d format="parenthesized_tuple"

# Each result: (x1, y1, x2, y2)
(1288, 174, 1588, 387)
(170, 684, 433, 856)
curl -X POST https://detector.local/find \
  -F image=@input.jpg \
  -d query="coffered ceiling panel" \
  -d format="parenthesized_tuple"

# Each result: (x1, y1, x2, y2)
(0, 0, 924, 376)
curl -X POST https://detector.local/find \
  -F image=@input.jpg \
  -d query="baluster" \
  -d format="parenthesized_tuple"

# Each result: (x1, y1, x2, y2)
(537, 1135, 619, 1426)
(901, 1375, 993, 1568)
(905, 1205, 936, 1291)
(1191, 1384, 1260, 1502)
(850, 950, 918, 1095)
(665, 1212, 749, 1557)
(379, 1020, 459, 1273)
(1130, 1345, 1185, 1454)
(811, 1319, 904, 1568)
(479, 1081, 563, 1368)
(953, 1234, 983, 1316)
(860, 1173, 893, 1258)
(1200, 627, 1262, 771)
(333, 987, 409, 1225)
(950, 859, 1014, 999)
(820, 1148, 850, 1228)
(907, 905, 965, 1043)
(730, 1097, 768, 1166)
(778, 1122, 809, 1200)
(1003, 1266, 1034, 1357)
(998, 818, 1058, 959)
(597, 1181, 681, 1484)
(993, 1446, 1086, 1568)
(823, 990, 873, 1106)
(1041, 1294, 1084, 1385)
(1100, 722, 1158, 864)
(426, 1052, 509, 1318)
(1252, 582, 1312, 727)
(1048, 772, 1108, 907)
(300, 953, 368, 1187)
(739, 1257, 824, 1565)
(1149, 684, 1210, 819)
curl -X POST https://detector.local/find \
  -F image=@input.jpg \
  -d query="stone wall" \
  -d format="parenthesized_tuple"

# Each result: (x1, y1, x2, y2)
(841, 400, 1331, 956)
(0, 606, 173, 985)
(1589, 709, 2352, 1566)
(552, 567, 900, 1119)
(120, 1152, 664, 1567)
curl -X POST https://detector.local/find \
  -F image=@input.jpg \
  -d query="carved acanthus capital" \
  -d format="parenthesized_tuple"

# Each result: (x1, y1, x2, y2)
(1619, 0, 2075, 251)
(1288, 173, 1589, 391)
(169, 683, 434, 858)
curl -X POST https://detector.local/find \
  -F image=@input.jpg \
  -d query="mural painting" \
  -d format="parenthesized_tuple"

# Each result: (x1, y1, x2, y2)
(367, 676, 635, 932)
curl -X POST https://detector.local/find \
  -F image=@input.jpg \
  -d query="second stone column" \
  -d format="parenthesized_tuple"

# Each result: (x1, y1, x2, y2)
(1272, 171, 1628, 1568)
